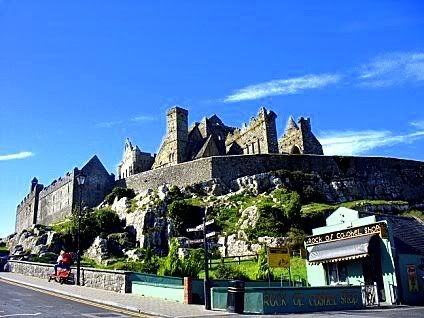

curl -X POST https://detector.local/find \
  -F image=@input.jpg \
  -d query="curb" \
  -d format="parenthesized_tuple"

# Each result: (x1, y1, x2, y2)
(0, 275, 169, 318)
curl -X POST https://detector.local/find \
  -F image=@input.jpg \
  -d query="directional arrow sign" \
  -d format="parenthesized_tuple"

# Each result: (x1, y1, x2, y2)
(188, 238, 204, 244)
(205, 231, 217, 238)
(208, 242, 223, 248)
(186, 219, 215, 232)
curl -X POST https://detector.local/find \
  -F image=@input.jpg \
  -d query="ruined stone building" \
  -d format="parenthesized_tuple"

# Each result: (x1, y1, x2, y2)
(16, 155, 114, 233)
(279, 116, 324, 155)
(118, 106, 323, 174)
(117, 138, 155, 179)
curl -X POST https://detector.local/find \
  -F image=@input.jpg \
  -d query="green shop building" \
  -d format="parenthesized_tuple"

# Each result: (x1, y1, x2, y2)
(305, 207, 424, 305)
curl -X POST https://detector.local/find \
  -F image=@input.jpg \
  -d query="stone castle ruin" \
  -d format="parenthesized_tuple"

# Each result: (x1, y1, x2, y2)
(118, 106, 323, 179)
(15, 105, 424, 235)
(16, 155, 115, 233)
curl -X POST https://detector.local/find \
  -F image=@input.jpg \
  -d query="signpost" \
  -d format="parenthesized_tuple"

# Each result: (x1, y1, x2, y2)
(267, 247, 292, 286)
(186, 207, 215, 310)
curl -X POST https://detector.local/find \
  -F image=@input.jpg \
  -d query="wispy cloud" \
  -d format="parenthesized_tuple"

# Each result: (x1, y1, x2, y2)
(223, 74, 342, 103)
(96, 120, 123, 128)
(131, 115, 156, 122)
(319, 129, 424, 156)
(97, 114, 156, 128)
(358, 52, 424, 87)
(0, 151, 34, 161)
(410, 120, 424, 129)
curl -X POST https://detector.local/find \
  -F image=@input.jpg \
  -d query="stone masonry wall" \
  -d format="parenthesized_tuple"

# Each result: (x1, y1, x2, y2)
(8, 260, 131, 293)
(225, 108, 278, 155)
(116, 157, 214, 193)
(15, 184, 43, 233)
(38, 171, 75, 227)
(117, 154, 424, 203)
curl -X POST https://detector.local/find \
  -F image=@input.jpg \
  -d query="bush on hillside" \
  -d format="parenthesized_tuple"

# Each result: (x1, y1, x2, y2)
(167, 200, 202, 236)
(105, 187, 136, 205)
(214, 264, 249, 280)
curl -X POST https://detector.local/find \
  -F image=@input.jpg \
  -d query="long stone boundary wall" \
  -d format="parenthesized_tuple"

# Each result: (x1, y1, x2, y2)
(117, 154, 424, 203)
(7, 260, 131, 293)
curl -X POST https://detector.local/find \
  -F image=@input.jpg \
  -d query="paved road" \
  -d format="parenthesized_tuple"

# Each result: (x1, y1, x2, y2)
(0, 280, 150, 318)
(260, 306, 424, 318)
(1, 279, 423, 318)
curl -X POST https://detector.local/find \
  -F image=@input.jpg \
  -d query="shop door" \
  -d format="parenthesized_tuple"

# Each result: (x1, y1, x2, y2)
(362, 237, 386, 303)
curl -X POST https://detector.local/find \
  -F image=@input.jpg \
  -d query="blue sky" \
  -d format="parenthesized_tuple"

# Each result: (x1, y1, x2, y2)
(1, 1, 424, 237)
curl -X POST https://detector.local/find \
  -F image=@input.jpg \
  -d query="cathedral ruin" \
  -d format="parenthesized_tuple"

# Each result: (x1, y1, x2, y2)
(117, 106, 323, 179)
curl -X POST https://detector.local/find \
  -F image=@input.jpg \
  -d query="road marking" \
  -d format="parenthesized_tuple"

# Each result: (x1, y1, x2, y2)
(0, 314, 41, 317)
(0, 279, 153, 318)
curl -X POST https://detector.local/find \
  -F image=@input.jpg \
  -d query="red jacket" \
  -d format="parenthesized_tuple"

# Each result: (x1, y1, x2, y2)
(61, 253, 72, 265)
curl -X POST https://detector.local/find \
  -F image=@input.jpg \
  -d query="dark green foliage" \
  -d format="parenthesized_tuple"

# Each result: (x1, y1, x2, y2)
(272, 170, 325, 203)
(158, 238, 203, 278)
(245, 189, 301, 240)
(285, 227, 306, 250)
(105, 187, 136, 205)
(158, 238, 180, 276)
(247, 203, 286, 239)
(179, 248, 203, 278)
(167, 185, 185, 202)
(214, 263, 249, 280)
(167, 200, 201, 236)
(62, 208, 124, 252)
(94, 208, 123, 237)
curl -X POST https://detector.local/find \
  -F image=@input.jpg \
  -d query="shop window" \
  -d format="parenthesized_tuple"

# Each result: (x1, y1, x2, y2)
(325, 262, 348, 285)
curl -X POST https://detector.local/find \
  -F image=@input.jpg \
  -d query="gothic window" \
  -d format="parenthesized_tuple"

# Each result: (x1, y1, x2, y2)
(96, 183, 101, 190)
(251, 142, 255, 154)
(257, 140, 261, 154)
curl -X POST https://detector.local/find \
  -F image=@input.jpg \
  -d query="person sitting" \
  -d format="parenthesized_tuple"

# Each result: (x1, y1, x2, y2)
(54, 250, 71, 275)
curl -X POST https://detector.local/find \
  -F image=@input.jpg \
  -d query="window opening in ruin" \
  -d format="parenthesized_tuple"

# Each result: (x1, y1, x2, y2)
(290, 145, 301, 155)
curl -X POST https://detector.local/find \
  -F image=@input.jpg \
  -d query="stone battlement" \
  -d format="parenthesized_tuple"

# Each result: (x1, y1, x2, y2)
(38, 170, 75, 198)
(225, 107, 276, 146)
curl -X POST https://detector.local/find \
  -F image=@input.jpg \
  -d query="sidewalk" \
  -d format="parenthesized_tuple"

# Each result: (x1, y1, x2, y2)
(0, 272, 234, 318)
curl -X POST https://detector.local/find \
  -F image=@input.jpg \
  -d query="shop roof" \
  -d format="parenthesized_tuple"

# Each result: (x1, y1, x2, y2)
(361, 212, 424, 256)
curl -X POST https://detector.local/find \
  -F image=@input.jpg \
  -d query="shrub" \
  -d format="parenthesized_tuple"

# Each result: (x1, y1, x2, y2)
(105, 187, 136, 205)
(94, 208, 122, 236)
(214, 264, 249, 280)
(255, 246, 273, 280)
(158, 238, 181, 276)
(167, 200, 201, 236)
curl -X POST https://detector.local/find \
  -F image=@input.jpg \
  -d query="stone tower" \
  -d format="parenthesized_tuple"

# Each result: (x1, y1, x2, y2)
(278, 116, 324, 155)
(152, 106, 189, 168)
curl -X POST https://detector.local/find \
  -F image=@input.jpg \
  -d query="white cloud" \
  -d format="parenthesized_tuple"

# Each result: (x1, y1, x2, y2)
(319, 130, 424, 156)
(0, 151, 34, 161)
(131, 115, 155, 122)
(359, 52, 424, 86)
(223, 74, 341, 103)
(410, 120, 424, 129)
(96, 120, 123, 128)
